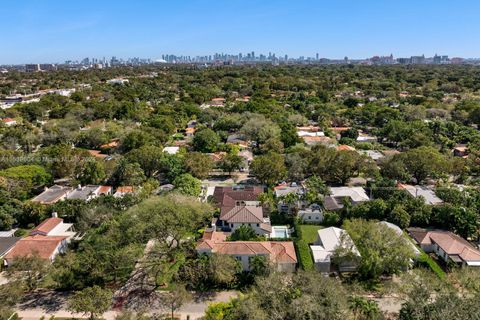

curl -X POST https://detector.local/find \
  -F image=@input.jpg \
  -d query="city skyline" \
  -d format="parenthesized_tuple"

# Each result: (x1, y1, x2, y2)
(2, 0, 480, 64)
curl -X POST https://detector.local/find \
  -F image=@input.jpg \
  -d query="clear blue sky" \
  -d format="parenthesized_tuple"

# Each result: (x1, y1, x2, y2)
(2, 0, 480, 64)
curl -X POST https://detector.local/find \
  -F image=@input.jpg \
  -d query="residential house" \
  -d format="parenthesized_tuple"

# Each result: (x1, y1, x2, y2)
(381, 149, 401, 157)
(397, 184, 443, 205)
(238, 149, 254, 171)
(213, 186, 270, 236)
(324, 187, 370, 211)
(201, 98, 226, 109)
(87, 150, 110, 160)
(185, 127, 196, 139)
(163, 146, 180, 155)
(4, 217, 76, 266)
(296, 127, 325, 138)
(114, 186, 135, 198)
(2, 118, 17, 126)
(310, 227, 361, 273)
(298, 204, 323, 223)
(235, 96, 250, 102)
(31, 185, 72, 205)
(213, 186, 263, 208)
(66, 185, 112, 201)
(0, 230, 16, 237)
(356, 133, 377, 143)
(273, 182, 306, 213)
(100, 139, 119, 150)
(336, 145, 356, 151)
(453, 144, 469, 158)
(0, 237, 21, 260)
(196, 230, 297, 272)
(226, 134, 249, 149)
(408, 228, 480, 267)
(29, 217, 76, 240)
(359, 150, 384, 162)
(107, 78, 129, 85)
(302, 136, 334, 146)
(217, 204, 271, 236)
(4, 236, 69, 266)
(209, 152, 227, 163)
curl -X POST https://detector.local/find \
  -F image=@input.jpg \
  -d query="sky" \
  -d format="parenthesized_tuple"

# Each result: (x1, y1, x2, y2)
(2, 0, 480, 64)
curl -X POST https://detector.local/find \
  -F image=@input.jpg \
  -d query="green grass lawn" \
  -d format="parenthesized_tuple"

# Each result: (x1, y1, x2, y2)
(299, 224, 324, 244)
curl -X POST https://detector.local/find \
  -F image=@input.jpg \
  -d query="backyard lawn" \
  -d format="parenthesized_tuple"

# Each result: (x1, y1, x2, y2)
(299, 224, 324, 243)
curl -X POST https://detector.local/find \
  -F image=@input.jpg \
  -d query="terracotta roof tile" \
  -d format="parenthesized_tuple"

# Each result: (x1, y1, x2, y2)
(30, 217, 63, 236)
(4, 235, 66, 261)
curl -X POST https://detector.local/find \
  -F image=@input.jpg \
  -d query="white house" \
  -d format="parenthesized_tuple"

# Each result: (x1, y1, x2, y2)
(324, 187, 370, 211)
(163, 146, 180, 155)
(310, 227, 361, 273)
(298, 204, 323, 223)
(397, 184, 443, 205)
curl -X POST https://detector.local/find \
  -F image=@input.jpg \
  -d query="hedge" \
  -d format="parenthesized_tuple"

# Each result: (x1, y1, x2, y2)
(294, 239, 314, 271)
(417, 251, 446, 280)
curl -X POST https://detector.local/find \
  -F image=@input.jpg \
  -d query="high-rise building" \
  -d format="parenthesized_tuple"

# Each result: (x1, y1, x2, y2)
(25, 64, 40, 72)
(316, 53, 319, 60)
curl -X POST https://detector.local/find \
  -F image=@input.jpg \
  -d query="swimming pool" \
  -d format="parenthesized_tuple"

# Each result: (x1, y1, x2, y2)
(271, 226, 291, 239)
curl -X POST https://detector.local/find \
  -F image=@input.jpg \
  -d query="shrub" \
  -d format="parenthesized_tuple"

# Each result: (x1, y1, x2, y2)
(295, 239, 314, 271)
(417, 251, 446, 280)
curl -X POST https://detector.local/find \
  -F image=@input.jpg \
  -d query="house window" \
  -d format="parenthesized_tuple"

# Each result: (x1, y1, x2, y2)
(316, 216, 319, 220)
(257, 223, 259, 227)
(230, 223, 233, 228)
(308, 216, 311, 220)
(235, 256, 242, 261)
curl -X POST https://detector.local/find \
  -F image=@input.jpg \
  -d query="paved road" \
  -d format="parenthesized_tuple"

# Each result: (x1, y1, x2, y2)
(16, 290, 238, 320)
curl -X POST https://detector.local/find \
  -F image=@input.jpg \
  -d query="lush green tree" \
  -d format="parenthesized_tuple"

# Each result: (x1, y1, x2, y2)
(228, 225, 260, 241)
(250, 152, 286, 186)
(121, 130, 155, 153)
(160, 285, 192, 320)
(76, 159, 106, 185)
(183, 152, 213, 179)
(173, 173, 201, 197)
(67, 285, 112, 319)
(349, 296, 383, 320)
(6, 255, 50, 292)
(230, 271, 351, 320)
(128, 194, 212, 246)
(109, 159, 146, 187)
(204, 300, 238, 320)
(340, 219, 415, 280)
(193, 128, 220, 153)
(0, 165, 51, 199)
(126, 145, 164, 178)
(395, 147, 450, 183)
(219, 154, 243, 176)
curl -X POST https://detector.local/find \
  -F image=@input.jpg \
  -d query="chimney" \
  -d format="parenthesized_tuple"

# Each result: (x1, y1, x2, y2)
(52, 212, 58, 218)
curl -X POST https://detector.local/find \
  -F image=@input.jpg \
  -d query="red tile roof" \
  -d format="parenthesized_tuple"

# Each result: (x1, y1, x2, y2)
(30, 217, 63, 236)
(98, 185, 112, 194)
(197, 232, 297, 264)
(213, 186, 263, 208)
(4, 235, 66, 261)
(116, 186, 134, 193)
(221, 206, 264, 223)
(337, 145, 356, 151)
(408, 228, 480, 263)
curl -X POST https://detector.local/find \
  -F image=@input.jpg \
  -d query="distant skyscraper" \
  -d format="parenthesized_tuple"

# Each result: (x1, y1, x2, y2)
(316, 53, 319, 60)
